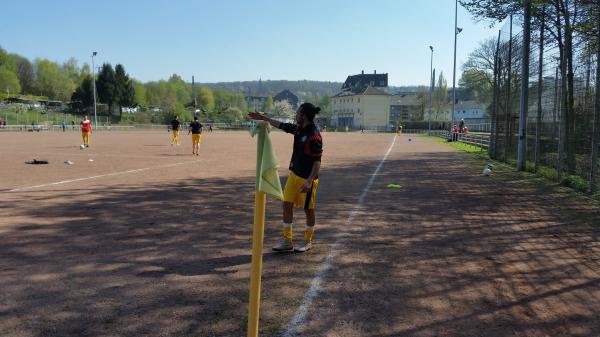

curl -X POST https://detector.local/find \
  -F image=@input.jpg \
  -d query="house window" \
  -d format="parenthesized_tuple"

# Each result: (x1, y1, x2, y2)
(358, 98, 360, 103)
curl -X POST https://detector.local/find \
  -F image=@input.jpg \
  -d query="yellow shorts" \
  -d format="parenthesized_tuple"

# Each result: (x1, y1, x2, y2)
(283, 171, 319, 209)
(192, 134, 202, 143)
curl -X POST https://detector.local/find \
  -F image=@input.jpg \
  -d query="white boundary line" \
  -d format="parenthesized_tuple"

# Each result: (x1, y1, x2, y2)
(282, 134, 398, 337)
(8, 159, 200, 192)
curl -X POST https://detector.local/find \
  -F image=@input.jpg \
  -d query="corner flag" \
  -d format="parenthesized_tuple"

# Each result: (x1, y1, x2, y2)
(251, 122, 283, 200)
(247, 121, 282, 337)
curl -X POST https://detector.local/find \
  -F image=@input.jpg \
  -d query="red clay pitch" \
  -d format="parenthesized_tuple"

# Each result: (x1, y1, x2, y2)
(1, 130, 600, 336)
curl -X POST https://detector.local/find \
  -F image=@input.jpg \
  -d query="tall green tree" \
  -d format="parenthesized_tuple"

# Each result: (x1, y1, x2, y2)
(168, 74, 192, 105)
(115, 64, 136, 117)
(34, 58, 74, 100)
(433, 72, 449, 121)
(62, 57, 80, 83)
(71, 75, 94, 111)
(0, 66, 21, 95)
(198, 86, 215, 111)
(262, 95, 273, 112)
(132, 80, 147, 108)
(9, 54, 35, 94)
(96, 63, 117, 117)
(416, 88, 428, 121)
(0, 47, 16, 73)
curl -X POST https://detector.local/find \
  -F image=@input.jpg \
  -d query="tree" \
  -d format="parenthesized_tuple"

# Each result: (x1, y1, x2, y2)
(272, 100, 294, 118)
(416, 88, 428, 121)
(132, 80, 147, 108)
(319, 95, 331, 118)
(96, 63, 117, 118)
(262, 95, 273, 112)
(34, 58, 74, 101)
(198, 86, 215, 111)
(115, 64, 136, 117)
(460, 37, 496, 104)
(0, 66, 21, 95)
(71, 75, 94, 111)
(460, 0, 585, 173)
(168, 74, 192, 105)
(9, 54, 35, 94)
(220, 107, 244, 123)
(433, 72, 449, 120)
(459, 69, 493, 104)
(0, 47, 16, 73)
(62, 57, 80, 83)
(144, 81, 161, 107)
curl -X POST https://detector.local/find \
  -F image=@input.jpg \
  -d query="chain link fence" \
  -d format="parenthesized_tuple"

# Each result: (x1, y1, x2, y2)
(489, 11, 599, 194)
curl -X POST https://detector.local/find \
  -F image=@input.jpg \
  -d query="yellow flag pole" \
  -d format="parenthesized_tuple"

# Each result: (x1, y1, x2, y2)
(248, 191, 266, 337)
(248, 122, 267, 337)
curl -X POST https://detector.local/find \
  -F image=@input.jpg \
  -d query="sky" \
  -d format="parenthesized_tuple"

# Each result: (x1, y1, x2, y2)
(1, 0, 504, 87)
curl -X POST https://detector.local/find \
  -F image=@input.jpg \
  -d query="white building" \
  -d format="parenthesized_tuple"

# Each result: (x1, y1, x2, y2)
(331, 71, 391, 129)
(331, 71, 424, 129)
(453, 101, 485, 121)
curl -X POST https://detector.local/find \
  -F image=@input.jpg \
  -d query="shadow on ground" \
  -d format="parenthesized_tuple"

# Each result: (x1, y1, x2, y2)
(1, 150, 600, 337)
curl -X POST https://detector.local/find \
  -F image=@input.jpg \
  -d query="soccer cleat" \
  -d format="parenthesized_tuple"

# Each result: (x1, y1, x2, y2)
(272, 239, 294, 252)
(294, 240, 312, 253)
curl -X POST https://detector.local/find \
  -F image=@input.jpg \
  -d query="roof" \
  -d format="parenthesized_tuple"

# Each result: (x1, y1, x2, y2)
(390, 95, 418, 106)
(341, 73, 388, 94)
(274, 89, 298, 102)
(332, 85, 389, 98)
(455, 101, 484, 110)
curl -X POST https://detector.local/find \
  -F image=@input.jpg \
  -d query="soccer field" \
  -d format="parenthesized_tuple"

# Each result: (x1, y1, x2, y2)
(2, 130, 600, 337)
(0, 130, 407, 336)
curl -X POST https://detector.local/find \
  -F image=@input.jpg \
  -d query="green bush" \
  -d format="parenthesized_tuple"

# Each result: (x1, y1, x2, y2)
(561, 175, 589, 193)
(537, 166, 558, 180)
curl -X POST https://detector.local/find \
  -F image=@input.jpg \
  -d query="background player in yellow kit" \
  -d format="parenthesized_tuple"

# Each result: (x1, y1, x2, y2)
(188, 116, 203, 155)
(170, 116, 181, 146)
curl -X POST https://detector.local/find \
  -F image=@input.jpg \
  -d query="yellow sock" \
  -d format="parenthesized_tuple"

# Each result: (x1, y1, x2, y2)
(304, 227, 314, 242)
(283, 226, 293, 241)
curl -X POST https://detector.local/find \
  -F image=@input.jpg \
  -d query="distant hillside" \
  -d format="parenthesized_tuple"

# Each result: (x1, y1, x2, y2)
(198, 80, 342, 99)
(197, 80, 427, 98)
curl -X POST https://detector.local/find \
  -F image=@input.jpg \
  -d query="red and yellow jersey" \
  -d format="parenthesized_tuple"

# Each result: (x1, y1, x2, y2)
(81, 120, 92, 133)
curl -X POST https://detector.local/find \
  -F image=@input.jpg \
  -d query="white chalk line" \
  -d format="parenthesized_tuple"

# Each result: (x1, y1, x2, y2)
(8, 159, 201, 192)
(282, 134, 397, 337)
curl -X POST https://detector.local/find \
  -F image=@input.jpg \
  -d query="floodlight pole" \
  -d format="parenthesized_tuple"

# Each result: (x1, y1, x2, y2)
(452, 0, 458, 126)
(428, 46, 434, 133)
(92, 51, 98, 130)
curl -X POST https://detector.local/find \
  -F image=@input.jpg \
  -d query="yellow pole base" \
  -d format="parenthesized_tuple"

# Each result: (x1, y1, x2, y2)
(247, 191, 266, 337)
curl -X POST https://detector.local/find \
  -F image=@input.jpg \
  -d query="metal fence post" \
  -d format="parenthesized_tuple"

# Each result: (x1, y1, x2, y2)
(535, 8, 545, 172)
(517, 1, 532, 171)
(504, 14, 514, 163)
(590, 23, 600, 193)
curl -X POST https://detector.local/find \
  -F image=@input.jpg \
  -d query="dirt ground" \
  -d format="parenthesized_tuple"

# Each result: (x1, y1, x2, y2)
(1, 130, 600, 337)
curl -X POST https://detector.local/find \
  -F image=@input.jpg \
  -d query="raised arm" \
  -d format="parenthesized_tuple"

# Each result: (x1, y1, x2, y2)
(247, 111, 282, 129)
